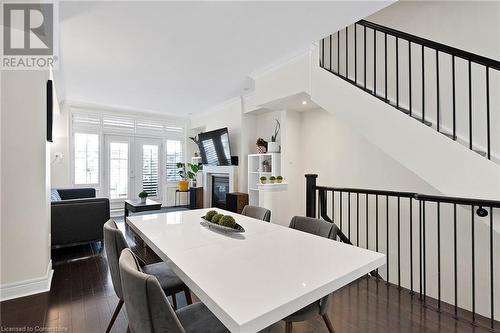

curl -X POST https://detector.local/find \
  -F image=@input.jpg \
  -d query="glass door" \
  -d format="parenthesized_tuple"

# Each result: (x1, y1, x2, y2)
(105, 135, 132, 209)
(134, 138, 162, 202)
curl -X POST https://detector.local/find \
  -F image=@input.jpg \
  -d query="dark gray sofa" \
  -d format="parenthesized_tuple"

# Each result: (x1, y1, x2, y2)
(51, 188, 110, 248)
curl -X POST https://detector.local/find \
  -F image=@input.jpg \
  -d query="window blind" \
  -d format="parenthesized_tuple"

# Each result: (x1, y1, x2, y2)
(142, 145, 159, 195)
(166, 140, 183, 182)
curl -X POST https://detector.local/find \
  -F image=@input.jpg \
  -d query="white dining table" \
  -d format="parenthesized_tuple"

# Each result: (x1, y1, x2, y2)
(126, 208, 385, 333)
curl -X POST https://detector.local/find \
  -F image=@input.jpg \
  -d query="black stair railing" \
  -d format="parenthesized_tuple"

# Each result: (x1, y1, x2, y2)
(305, 174, 499, 331)
(319, 20, 500, 160)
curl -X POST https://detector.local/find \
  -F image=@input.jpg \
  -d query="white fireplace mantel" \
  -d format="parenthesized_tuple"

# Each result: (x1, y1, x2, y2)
(202, 165, 238, 208)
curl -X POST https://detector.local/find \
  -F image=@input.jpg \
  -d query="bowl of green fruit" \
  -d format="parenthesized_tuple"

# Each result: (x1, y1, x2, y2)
(201, 210, 245, 233)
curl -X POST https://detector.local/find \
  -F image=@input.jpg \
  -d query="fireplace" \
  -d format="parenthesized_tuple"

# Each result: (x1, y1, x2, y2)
(211, 175, 229, 209)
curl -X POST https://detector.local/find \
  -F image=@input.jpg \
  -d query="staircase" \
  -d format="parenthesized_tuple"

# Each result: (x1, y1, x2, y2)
(319, 19, 500, 162)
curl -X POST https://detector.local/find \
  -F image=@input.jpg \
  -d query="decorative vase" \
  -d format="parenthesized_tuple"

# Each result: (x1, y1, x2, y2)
(178, 180, 189, 191)
(260, 179, 267, 184)
(270, 179, 276, 184)
(257, 145, 266, 154)
(140, 197, 147, 204)
(267, 142, 279, 153)
(277, 178, 283, 183)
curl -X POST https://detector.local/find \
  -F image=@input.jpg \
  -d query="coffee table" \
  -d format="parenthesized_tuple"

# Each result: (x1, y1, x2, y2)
(124, 199, 162, 217)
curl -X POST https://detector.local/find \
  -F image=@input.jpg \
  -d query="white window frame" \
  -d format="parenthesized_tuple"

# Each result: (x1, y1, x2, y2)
(69, 108, 187, 202)
(70, 129, 102, 188)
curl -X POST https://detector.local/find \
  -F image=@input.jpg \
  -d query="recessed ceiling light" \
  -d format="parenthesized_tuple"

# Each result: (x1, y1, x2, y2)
(301, 100, 307, 105)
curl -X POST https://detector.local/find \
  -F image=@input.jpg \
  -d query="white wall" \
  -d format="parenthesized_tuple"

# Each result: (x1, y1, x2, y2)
(1, 70, 52, 300)
(50, 103, 70, 188)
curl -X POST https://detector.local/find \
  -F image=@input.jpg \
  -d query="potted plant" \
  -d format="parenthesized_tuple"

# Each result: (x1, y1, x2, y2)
(269, 176, 276, 184)
(260, 176, 267, 184)
(256, 138, 267, 154)
(177, 162, 200, 191)
(138, 190, 148, 204)
(267, 119, 280, 153)
(276, 176, 283, 183)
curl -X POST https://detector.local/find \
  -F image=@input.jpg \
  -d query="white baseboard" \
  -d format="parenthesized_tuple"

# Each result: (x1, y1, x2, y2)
(0, 260, 53, 301)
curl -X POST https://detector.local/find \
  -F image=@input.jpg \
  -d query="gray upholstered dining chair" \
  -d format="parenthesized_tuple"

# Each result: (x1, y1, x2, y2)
(241, 205, 271, 222)
(284, 216, 339, 333)
(103, 220, 192, 333)
(119, 248, 229, 333)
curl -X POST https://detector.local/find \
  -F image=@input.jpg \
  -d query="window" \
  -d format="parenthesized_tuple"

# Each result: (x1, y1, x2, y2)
(142, 145, 159, 196)
(109, 142, 128, 199)
(74, 133, 99, 185)
(166, 140, 183, 182)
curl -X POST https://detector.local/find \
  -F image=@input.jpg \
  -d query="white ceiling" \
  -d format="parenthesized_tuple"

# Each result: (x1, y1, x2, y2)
(58, 1, 392, 116)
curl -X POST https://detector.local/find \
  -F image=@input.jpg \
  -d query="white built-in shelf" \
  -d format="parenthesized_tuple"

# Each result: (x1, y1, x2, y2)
(256, 182, 288, 192)
(248, 153, 286, 206)
(248, 153, 280, 157)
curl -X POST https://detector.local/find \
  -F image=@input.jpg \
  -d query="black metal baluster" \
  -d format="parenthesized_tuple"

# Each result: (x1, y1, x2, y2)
(452, 55, 456, 139)
(332, 191, 335, 228)
(321, 38, 324, 67)
(490, 207, 495, 330)
(357, 193, 360, 246)
(355, 24, 357, 84)
(348, 192, 351, 239)
(345, 26, 348, 78)
(374, 29, 377, 96)
(364, 26, 367, 89)
(453, 203, 458, 317)
(409, 41, 412, 117)
(397, 196, 401, 288)
(436, 50, 440, 132)
(410, 199, 413, 294)
(337, 31, 340, 74)
(340, 191, 343, 232)
(422, 45, 425, 123)
(329, 35, 332, 71)
(386, 195, 390, 284)
(376, 195, 379, 278)
(366, 194, 369, 249)
(423, 200, 426, 302)
(396, 37, 399, 108)
(469, 60, 472, 150)
(486, 67, 491, 159)
(437, 202, 441, 310)
(384, 33, 388, 101)
(318, 191, 321, 219)
(419, 200, 423, 299)
(471, 205, 476, 323)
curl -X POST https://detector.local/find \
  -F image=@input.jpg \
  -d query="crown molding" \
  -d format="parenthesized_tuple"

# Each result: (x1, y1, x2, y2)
(64, 100, 188, 121)
(248, 45, 313, 80)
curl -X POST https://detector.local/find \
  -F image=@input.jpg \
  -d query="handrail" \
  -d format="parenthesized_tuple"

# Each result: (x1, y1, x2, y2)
(306, 174, 498, 330)
(315, 185, 500, 208)
(414, 193, 500, 208)
(315, 185, 416, 199)
(358, 20, 500, 70)
(320, 20, 499, 160)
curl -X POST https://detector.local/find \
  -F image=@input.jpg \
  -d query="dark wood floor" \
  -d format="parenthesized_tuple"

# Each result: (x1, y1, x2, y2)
(0, 219, 496, 333)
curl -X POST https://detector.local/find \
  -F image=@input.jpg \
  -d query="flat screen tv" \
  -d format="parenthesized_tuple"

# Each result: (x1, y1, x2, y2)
(198, 127, 232, 166)
(46, 80, 53, 142)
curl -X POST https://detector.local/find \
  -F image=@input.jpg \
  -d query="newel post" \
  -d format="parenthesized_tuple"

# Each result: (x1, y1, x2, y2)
(305, 174, 318, 218)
